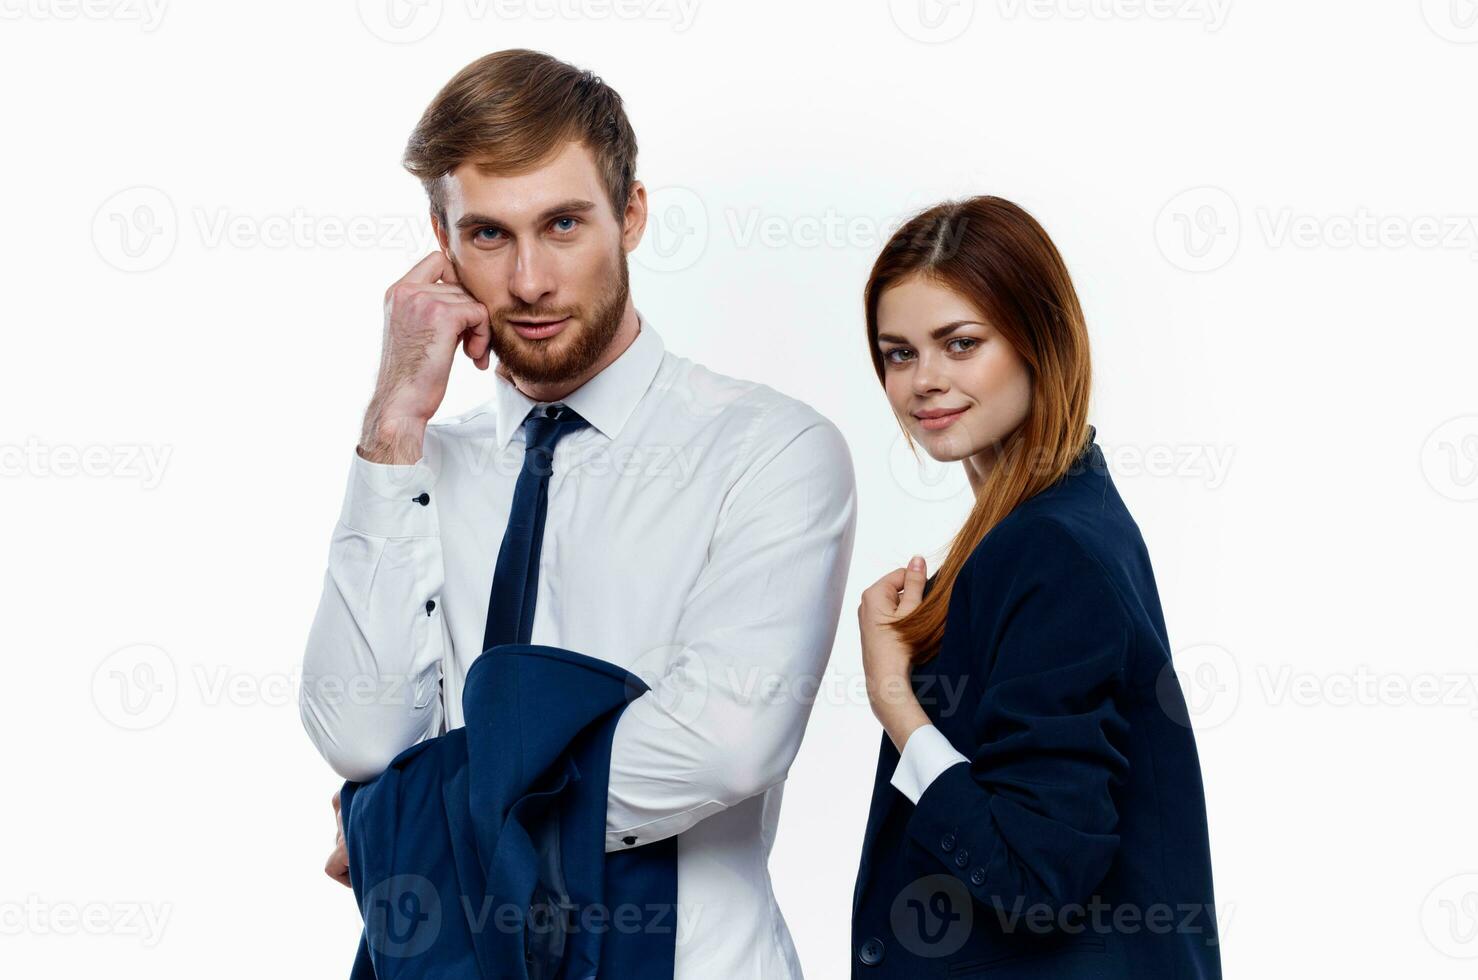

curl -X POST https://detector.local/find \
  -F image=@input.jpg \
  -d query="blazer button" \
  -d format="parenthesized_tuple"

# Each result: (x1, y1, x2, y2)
(858, 937, 885, 966)
(954, 849, 969, 868)
(940, 832, 956, 852)
(970, 867, 986, 886)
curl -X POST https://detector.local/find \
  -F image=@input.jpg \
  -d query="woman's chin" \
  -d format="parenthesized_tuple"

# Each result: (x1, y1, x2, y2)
(915, 430, 975, 463)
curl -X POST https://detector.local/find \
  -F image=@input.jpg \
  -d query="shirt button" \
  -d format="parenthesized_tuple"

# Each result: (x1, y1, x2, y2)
(413, 492, 430, 506)
(970, 867, 986, 886)
(622, 835, 638, 846)
(425, 599, 436, 615)
(940, 832, 956, 852)
(858, 936, 885, 966)
(954, 849, 969, 868)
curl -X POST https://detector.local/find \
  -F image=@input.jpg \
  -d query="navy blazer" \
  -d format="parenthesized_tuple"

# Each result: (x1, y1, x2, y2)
(340, 643, 679, 979)
(852, 431, 1221, 978)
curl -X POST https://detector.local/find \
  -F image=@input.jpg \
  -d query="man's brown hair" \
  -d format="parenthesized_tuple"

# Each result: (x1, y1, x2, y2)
(403, 49, 639, 226)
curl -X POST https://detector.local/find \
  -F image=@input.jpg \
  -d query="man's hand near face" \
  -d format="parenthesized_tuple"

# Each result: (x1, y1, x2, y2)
(358, 250, 492, 465)
(325, 250, 490, 885)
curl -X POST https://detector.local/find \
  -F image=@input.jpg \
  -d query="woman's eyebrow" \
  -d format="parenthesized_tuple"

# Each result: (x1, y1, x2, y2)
(877, 320, 983, 344)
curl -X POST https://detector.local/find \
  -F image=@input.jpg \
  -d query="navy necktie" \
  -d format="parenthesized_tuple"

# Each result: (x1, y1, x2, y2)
(482, 402, 590, 654)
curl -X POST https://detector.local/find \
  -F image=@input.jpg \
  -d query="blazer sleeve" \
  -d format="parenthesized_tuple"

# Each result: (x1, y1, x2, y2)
(904, 516, 1131, 915)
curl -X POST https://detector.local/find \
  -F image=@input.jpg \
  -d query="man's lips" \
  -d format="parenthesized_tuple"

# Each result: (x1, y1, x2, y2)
(507, 316, 570, 340)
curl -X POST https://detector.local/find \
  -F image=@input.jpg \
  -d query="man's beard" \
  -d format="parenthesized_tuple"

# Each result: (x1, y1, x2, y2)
(487, 249, 629, 385)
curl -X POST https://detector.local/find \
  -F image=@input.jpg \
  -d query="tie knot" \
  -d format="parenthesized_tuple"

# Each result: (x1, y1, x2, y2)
(521, 403, 589, 471)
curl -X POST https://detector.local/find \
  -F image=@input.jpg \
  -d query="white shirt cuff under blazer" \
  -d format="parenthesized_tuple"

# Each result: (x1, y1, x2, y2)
(299, 310, 859, 980)
(890, 723, 972, 805)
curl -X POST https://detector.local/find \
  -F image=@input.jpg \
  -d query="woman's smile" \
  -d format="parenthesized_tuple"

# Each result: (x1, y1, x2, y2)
(914, 405, 969, 431)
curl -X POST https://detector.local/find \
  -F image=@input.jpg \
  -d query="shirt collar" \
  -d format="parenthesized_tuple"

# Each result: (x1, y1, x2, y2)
(492, 307, 666, 451)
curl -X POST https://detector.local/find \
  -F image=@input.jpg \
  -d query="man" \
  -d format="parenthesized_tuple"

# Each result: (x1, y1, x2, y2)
(299, 49, 857, 978)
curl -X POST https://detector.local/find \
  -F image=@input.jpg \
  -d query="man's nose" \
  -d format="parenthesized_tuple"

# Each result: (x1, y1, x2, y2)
(509, 242, 556, 306)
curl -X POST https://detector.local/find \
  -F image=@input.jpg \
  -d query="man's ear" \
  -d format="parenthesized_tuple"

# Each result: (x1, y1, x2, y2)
(621, 180, 647, 254)
(430, 210, 451, 256)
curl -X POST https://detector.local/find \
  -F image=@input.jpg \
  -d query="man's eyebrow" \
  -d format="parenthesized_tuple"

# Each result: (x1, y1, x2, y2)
(454, 199, 598, 231)
(876, 320, 983, 344)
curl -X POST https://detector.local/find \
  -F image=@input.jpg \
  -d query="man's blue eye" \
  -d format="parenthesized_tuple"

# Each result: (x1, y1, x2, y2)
(475, 227, 503, 242)
(553, 217, 577, 232)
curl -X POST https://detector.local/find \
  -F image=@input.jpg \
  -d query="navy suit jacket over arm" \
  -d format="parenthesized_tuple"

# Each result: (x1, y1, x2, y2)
(339, 643, 679, 979)
(852, 434, 1220, 978)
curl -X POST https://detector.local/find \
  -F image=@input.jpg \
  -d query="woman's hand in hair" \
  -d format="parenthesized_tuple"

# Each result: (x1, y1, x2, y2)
(859, 556, 933, 753)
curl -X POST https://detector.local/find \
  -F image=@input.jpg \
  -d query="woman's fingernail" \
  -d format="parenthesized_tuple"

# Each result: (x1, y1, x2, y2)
(909, 555, 924, 570)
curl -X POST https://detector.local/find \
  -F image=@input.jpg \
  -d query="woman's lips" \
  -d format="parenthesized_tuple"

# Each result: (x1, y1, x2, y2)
(916, 407, 968, 431)
(509, 316, 570, 340)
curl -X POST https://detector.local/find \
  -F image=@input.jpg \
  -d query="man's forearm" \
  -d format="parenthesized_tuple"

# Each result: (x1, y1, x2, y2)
(299, 448, 448, 781)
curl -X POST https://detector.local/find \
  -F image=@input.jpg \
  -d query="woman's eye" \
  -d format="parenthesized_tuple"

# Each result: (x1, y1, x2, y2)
(883, 348, 914, 364)
(947, 337, 978, 354)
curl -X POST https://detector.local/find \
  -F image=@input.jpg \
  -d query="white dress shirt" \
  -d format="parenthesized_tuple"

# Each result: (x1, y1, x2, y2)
(299, 309, 858, 979)
(890, 724, 971, 805)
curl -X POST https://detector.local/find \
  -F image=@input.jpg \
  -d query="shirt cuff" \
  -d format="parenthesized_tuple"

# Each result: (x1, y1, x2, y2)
(890, 724, 970, 805)
(338, 446, 439, 538)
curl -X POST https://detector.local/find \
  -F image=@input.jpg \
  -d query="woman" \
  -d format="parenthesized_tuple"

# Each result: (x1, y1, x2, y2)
(852, 197, 1220, 978)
